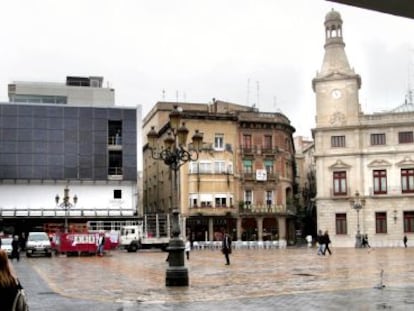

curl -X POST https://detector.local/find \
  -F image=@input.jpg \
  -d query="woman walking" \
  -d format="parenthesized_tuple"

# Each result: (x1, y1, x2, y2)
(0, 249, 27, 310)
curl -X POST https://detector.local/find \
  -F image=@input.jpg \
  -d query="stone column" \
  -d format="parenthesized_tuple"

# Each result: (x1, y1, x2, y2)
(208, 217, 214, 241)
(237, 217, 242, 241)
(257, 217, 264, 241)
(277, 216, 286, 241)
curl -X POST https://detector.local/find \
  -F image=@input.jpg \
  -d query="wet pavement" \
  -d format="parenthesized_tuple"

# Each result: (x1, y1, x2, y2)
(10, 246, 414, 310)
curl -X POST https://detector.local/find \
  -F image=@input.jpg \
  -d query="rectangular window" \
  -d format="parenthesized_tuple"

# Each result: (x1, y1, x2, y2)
(264, 160, 273, 175)
(244, 190, 252, 207)
(214, 161, 226, 174)
(227, 163, 233, 174)
(243, 134, 252, 149)
(375, 212, 387, 233)
(370, 133, 386, 145)
(189, 162, 198, 174)
(401, 169, 414, 193)
(214, 134, 224, 150)
(108, 151, 122, 175)
(199, 162, 212, 174)
(331, 136, 345, 147)
(399, 131, 414, 144)
(215, 197, 227, 207)
(266, 190, 273, 206)
(243, 160, 253, 173)
(333, 171, 347, 195)
(114, 189, 122, 199)
(335, 213, 347, 234)
(264, 135, 272, 149)
(373, 170, 387, 194)
(200, 200, 212, 208)
(404, 212, 414, 233)
(108, 120, 122, 145)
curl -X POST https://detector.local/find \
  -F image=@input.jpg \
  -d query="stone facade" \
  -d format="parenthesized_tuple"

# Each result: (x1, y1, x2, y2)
(313, 10, 414, 247)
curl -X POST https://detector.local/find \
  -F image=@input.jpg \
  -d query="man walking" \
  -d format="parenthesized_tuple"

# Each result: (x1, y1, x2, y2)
(322, 230, 332, 255)
(97, 232, 105, 257)
(11, 235, 20, 261)
(222, 232, 232, 265)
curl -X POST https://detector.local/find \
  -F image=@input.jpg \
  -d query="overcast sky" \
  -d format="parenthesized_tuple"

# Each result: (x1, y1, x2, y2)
(1, 0, 413, 137)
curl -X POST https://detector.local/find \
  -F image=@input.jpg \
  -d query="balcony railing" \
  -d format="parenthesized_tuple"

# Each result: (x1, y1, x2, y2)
(108, 136, 123, 146)
(188, 206, 236, 216)
(241, 146, 256, 154)
(241, 172, 279, 182)
(329, 186, 414, 198)
(239, 204, 286, 215)
(108, 167, 123, 176)
(243, 172, 255, 180)
(240, 146, 279, 155)
(0, 208, 135, 218)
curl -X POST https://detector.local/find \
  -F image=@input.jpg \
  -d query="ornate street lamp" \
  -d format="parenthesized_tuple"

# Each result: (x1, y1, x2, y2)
(350, 191, 365, 248)
(55, 186, 78, 233)
(147, 106, 203, 286)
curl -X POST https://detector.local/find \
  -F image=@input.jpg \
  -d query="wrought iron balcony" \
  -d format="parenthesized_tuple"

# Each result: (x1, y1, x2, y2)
(238, 203, 285, 215)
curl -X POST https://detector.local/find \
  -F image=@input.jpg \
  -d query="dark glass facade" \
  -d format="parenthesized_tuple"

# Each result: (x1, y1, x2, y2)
(0, 103, 137, 181)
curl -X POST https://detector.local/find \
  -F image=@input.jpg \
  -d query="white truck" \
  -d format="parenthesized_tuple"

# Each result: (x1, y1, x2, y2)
(119, 214, 171, 252)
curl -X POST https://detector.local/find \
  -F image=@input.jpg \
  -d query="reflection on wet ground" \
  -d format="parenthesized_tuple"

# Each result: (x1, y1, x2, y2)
(26, 247, 414, 304)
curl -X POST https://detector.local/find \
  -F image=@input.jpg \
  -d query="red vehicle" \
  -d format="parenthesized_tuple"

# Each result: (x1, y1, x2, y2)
(52, 232, 117, 256)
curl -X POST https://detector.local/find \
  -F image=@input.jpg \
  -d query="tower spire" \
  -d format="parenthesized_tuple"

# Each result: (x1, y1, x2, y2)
(317, 9, 356, 79)
(312, 10, 362, 128)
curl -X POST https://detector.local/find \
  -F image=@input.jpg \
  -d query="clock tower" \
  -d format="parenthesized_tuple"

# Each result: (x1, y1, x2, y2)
(312, 9, 361, 128)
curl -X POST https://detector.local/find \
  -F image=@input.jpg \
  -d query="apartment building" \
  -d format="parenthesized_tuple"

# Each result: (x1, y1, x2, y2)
(143, 100, 296, 243)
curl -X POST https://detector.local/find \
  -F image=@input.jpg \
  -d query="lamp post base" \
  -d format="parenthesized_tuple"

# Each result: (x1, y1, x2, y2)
(165, 237, 189, 287)
(166, 266, 189, 286)
(355, 232, 363, 248)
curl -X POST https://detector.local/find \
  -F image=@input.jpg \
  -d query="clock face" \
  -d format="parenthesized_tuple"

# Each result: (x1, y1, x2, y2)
(331, 89, 342, 99)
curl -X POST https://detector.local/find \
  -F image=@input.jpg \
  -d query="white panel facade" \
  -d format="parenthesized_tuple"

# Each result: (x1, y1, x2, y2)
(0, 182, 136, 212)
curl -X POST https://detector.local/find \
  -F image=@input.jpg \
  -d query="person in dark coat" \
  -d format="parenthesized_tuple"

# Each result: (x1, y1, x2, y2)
(316, 230, 325, 255)
(361, 234, 371, 248)
(222, 232, 232, 265)
(11, 235, 20, 262)
(322, 230, 332, 255)
(404, 235, 408, 248)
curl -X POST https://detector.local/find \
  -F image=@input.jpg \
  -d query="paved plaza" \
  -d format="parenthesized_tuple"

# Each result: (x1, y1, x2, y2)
(10, 246, 414, 310)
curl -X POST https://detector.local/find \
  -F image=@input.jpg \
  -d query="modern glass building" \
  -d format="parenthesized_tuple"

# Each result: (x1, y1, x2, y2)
(0, 77, 139, 236)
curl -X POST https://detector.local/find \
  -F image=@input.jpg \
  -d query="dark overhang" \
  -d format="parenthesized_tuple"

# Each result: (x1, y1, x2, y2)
(326, 0, 414, 19)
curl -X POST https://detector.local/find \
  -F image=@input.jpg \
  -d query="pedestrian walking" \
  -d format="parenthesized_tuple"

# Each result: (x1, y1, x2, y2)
(97, 232, 105, 257)
(185, 239, 191, 260)
(11, 235, 20, 262)
(0, 249, 28, 310)
(322, 230, 332, 255)
(404, 235, 408, 248)
(222, 232, 232, 265)
(362, 234, 371, 248)
(316, 230, 325, 256)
